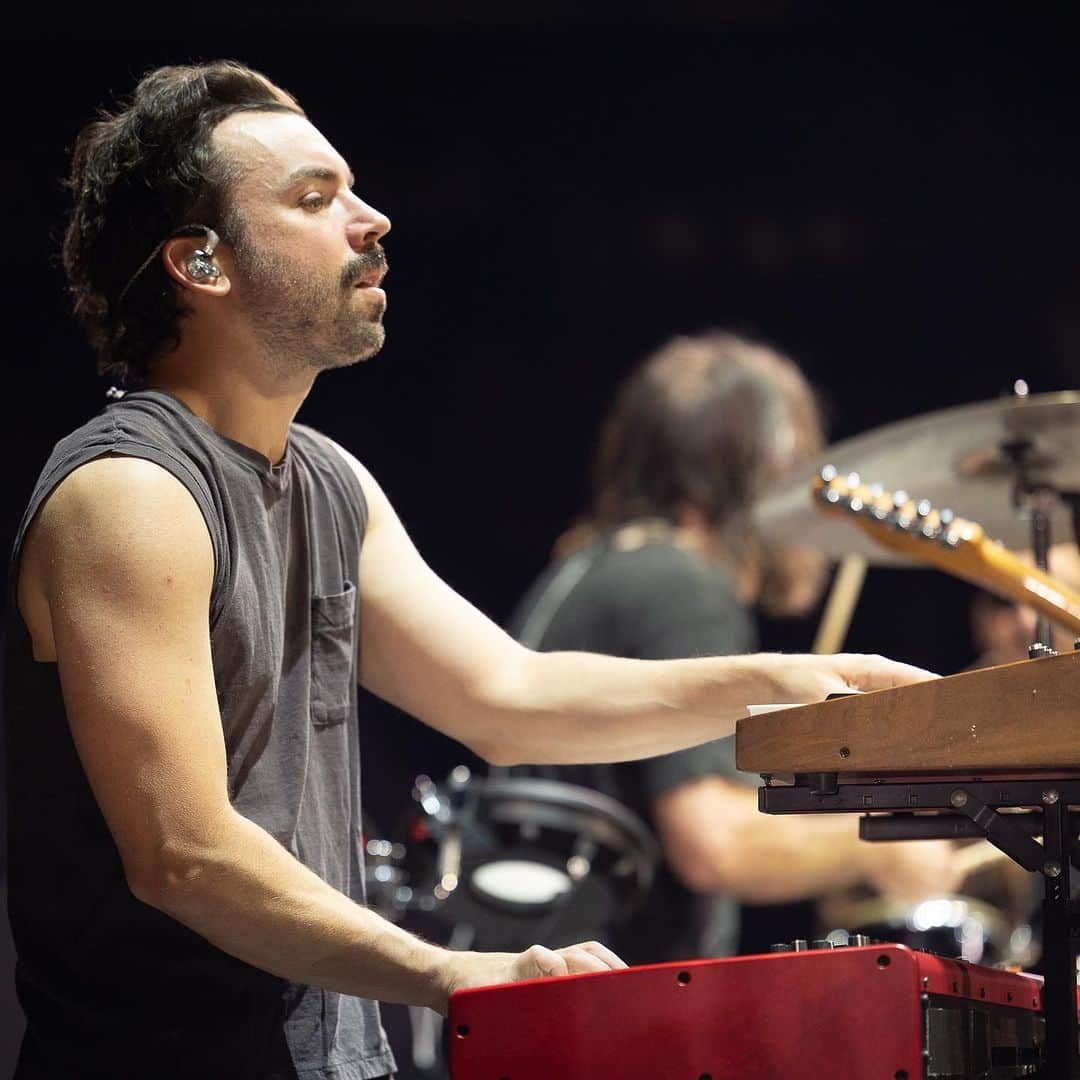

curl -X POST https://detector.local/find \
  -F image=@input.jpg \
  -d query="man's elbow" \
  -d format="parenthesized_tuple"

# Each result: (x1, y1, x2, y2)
(122, 829, 227, 913)
(455, 645, 540, 767)
(462, 735, 519, 768)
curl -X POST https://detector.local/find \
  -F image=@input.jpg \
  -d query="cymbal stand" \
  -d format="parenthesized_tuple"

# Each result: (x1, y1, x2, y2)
(1005, 433, 1063, 650)
(1030, 488, 1055, 651)
(1065, 491, 1080, 559)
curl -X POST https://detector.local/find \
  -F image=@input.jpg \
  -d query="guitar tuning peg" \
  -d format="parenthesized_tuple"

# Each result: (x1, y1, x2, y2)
(847, 495, 865, 513)
(892, 490, 910, 509)
(939, 508, 955, 526)
(867, 482, 884, 498)
(820, 464, 838, 483)
(846, 471, 861, 488)
(916, 499, 932, 518)
(825, 486, 842, 504)
(890, 507, 914, 531)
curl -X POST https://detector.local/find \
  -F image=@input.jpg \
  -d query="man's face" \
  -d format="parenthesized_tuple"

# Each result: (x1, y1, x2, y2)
(211, 111, 391, 375)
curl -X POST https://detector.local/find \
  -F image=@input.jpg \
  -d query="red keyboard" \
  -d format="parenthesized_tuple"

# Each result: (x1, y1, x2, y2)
(449, 944, 1055, 1078)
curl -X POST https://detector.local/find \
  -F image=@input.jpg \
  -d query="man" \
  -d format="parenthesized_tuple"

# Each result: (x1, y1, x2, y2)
(505, 332, 965, 964)
(4, 61, 937, 1079)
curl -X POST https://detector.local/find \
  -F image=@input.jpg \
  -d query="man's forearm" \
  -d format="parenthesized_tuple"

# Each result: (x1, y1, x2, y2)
(135, 810, 490, 1013)
(476, 649, 783, 766)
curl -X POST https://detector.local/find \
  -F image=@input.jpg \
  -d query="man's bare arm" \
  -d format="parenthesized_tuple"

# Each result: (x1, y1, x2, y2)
(25, 457, 620, 1013)
(336, 443, 936, 766)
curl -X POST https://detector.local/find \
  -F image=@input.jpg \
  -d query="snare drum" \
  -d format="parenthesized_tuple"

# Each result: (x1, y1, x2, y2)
(400, 769, 660, 953)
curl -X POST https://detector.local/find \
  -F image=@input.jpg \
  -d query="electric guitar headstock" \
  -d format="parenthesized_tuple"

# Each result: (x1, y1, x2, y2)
(812, 466, 987, 560)
(811, 465, 1080, 634)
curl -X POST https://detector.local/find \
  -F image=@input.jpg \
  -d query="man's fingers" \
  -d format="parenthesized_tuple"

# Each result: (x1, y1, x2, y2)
(512, 940, 626, 982)
(515, 944, 568, 979)
(556, 945, 612, 975)
(843, 654, 940, 691)
(571, 939, 628, 969)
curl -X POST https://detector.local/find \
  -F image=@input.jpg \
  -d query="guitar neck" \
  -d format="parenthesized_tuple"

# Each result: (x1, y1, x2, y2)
(812, 472, 1080, 635)
(855, 515, 1080, 634)
(966, 538, 1080, 633)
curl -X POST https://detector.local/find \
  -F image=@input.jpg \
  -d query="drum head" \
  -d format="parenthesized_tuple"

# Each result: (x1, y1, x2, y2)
(470, 859, 574, 908)
(404, 774, 661, 952)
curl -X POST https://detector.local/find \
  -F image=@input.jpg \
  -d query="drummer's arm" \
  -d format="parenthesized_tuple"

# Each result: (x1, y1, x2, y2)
(343, 447, 932, 766)
(653, 777, 966, 902)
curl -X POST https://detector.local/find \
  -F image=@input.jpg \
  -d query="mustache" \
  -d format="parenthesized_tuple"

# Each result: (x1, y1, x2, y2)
(341, 244, 388, 288)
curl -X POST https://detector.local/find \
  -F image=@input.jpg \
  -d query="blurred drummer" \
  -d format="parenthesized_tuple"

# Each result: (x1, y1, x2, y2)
(506, 330, 967, 964)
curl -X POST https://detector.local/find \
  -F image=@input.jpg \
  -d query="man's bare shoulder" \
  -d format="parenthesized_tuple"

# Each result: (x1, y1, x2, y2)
(19, 456, 214, 659)
(41, 455, 203, 535)
(31, 456, 212, 590)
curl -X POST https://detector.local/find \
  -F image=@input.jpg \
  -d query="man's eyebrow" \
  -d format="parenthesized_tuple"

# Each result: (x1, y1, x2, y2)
(280, 165, 356, 190)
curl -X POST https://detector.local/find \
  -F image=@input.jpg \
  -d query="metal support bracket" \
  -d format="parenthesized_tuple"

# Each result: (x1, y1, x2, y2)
(945, 784, 1049, 873)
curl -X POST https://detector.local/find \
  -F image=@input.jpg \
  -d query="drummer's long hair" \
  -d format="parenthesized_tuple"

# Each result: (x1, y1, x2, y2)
(580, 330, 829, 617)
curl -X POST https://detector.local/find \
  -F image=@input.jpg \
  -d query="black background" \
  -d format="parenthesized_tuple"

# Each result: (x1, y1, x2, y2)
(2, 3, 1078, 1070)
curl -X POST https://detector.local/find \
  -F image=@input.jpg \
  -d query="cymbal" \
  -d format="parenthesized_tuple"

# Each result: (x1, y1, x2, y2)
(753, 390, 1079, 566)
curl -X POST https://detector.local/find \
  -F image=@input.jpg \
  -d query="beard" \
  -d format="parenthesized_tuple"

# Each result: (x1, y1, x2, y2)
(229, 233, 387, 375)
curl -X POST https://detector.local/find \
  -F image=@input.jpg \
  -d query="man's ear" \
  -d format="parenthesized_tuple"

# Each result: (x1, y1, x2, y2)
(162, 231, 230, 296)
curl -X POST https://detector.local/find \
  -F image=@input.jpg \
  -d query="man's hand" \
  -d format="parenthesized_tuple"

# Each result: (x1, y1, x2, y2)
(507, 941, 627, 980)
(755, 652, 938, 705)
(439, 940, 627, 1013)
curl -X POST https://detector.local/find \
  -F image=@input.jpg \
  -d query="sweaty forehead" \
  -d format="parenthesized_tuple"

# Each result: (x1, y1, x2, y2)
(212, 111, 349, 192)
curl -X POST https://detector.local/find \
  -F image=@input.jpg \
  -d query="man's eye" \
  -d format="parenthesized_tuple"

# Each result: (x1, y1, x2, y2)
(300, 192, 327, 210)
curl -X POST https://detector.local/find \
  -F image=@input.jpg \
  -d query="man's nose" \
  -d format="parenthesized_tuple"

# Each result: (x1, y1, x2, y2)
(346, 201, 391, 251)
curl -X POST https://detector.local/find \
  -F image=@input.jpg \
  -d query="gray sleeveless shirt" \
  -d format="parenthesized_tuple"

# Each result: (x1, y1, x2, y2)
(3, 389, 395, 1079)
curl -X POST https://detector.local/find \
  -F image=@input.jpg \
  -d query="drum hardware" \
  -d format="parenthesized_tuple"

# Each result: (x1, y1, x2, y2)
(368, 770, 661, 1080)
(753, 389, 1080, 564)
(998, 387, 1078, 649)
(817, 839, 1046, 969)
(361, 812, 414, 922)
(756, 388, 1080, 664)
(392, 768, 660, 954)
(818, 891, 1036, 969)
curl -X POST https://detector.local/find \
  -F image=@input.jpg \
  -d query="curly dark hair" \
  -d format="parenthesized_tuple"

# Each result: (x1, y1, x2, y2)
(62, 60, 302, 388)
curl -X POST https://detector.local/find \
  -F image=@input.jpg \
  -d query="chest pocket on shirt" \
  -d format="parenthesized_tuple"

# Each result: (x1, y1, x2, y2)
(310, 581, 357, 727)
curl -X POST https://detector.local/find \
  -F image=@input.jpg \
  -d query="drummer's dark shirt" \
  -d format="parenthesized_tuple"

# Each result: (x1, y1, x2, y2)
(505, 537, 758, 963)
(3, 389, 395, 1079)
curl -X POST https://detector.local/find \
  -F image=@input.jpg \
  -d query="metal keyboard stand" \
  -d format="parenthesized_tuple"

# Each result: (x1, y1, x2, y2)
(759, 773, 1080, 1079)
